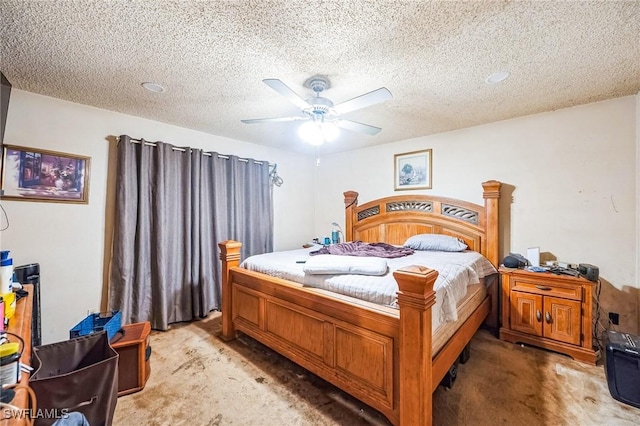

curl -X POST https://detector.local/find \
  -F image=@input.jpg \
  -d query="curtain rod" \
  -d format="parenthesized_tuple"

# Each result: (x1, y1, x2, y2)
(117, 135, 283, 186)
(119, 136, 265, 165)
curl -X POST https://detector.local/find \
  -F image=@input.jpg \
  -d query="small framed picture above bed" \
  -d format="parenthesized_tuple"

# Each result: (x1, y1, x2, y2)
(394, 148, 432, 190)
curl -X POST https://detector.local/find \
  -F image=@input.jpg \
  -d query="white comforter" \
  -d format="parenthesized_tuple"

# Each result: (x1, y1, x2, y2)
(240, 246, 497, 329)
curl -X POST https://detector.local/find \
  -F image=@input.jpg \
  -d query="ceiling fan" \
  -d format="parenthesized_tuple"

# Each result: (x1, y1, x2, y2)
(241, 75, 392, 145)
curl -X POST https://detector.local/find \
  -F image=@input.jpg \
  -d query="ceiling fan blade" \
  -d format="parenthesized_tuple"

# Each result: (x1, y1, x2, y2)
(335, 119, 382, 135)
(333, 87, 392, 115)
(241, 116, 307, 124)
(262, 79, 311, 109)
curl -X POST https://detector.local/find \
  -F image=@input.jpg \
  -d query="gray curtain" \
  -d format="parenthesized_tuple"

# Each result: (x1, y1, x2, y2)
(109, 136, 273, 330)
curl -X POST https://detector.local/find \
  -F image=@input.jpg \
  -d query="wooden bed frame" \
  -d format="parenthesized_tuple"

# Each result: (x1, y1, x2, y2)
(219, 180, 501, 425)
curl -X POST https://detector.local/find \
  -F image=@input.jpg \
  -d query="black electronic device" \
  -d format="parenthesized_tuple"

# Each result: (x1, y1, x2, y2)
(1, 71, 12, 144)
(603, 330, 640, 409)
(578, 263, 599, 282)
(549, 266, 580, 277)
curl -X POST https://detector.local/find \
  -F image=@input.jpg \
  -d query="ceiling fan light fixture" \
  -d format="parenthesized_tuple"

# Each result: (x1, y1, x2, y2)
(298, 120, 340, 145)
(322, 121, 340, 142)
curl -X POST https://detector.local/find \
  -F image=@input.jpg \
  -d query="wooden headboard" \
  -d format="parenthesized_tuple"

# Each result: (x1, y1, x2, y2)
(343, 180, 501, 267)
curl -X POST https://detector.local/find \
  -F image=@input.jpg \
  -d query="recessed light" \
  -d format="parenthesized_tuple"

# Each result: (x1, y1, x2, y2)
(141, 82, 165, 93)
(485, 71, 510, 84)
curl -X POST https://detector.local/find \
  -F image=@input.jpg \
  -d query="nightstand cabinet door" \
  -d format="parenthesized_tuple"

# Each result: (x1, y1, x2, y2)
(499, 267, 598, 364)
(510, 291, 543, 336)
(543, 296, 581, 346)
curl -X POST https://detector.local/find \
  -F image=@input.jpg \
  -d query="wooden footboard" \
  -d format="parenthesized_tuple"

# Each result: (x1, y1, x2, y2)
(220, 241, 440, 425)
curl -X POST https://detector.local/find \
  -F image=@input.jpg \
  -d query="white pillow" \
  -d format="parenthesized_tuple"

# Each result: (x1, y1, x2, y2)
(403, 234, 468, 252)
(303, 255, 388, 276)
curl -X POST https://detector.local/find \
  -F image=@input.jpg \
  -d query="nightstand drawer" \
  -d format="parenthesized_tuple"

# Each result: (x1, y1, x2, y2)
(511, 278, 581, 300)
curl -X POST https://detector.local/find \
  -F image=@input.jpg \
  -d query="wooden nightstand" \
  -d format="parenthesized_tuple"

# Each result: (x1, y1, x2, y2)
(499, 267, 599, 364)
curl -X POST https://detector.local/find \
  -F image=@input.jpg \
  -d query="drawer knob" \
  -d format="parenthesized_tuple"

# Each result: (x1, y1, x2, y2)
(536, 310, 542, 322)
(545, 312, 552, 323)
(535, 285, 552, 291)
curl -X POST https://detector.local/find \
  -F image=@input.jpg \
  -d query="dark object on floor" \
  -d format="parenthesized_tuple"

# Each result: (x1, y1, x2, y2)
(604, 330, 640, 409)
(440, 343, 472, 389)
(459, 343, 471, 364)
(439, 359, 459, 389)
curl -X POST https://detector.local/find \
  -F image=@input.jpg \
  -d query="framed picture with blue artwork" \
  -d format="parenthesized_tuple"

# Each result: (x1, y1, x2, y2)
(1, 145, 90, 204)
(394, 149, 432, 190)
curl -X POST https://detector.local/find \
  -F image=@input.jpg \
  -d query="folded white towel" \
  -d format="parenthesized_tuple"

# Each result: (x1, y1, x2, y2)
(303, 255, 388, 276)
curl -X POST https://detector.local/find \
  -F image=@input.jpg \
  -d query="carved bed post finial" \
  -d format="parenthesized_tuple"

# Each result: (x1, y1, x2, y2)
(218, 240, 242, 341)
(482, 180, 501, 268)
(394, 265, 438, 426)
(344, 191, 358, 242)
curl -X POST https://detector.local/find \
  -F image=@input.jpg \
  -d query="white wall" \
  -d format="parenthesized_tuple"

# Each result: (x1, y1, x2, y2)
(2, 90, 637, 342)
(0, 90, 315, 344)
(315, 95, 639, 333)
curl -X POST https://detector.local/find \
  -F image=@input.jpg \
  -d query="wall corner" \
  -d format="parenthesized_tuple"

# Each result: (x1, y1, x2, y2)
(636, 91, 640, 332)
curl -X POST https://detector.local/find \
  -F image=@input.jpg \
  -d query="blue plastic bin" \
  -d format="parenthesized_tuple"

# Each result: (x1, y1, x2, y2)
(69, 310, 122, 341)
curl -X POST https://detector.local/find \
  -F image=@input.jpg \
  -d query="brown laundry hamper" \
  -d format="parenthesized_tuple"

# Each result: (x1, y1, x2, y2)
(29, 331, 118, 426)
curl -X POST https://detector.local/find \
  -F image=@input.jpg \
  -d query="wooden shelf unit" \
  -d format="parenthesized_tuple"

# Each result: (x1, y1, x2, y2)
(499, 267, 599, 364)
(2, 285, 33, 426)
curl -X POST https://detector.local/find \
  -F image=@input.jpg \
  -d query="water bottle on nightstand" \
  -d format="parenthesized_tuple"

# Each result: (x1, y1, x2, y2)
(331, 222, 341, 244)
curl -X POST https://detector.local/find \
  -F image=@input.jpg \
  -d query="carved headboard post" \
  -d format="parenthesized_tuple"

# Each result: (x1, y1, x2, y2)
(482, 180, 502, 268)
(344, 191, 358, 242)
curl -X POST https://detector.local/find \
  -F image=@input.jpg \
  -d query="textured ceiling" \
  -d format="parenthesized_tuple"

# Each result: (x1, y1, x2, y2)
(1, 1, 639, 155)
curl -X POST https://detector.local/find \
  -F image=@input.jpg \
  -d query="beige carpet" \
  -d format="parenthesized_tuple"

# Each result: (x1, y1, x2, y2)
(113, 313, 639, 425)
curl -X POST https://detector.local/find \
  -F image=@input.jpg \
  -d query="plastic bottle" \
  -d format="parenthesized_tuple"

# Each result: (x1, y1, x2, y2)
(331, 228, 340, 245)
(2, 291, 15, 320)
(0, 342, 21, 386)
(0, 296, 4, 332)
(0, 256, 13, 295)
